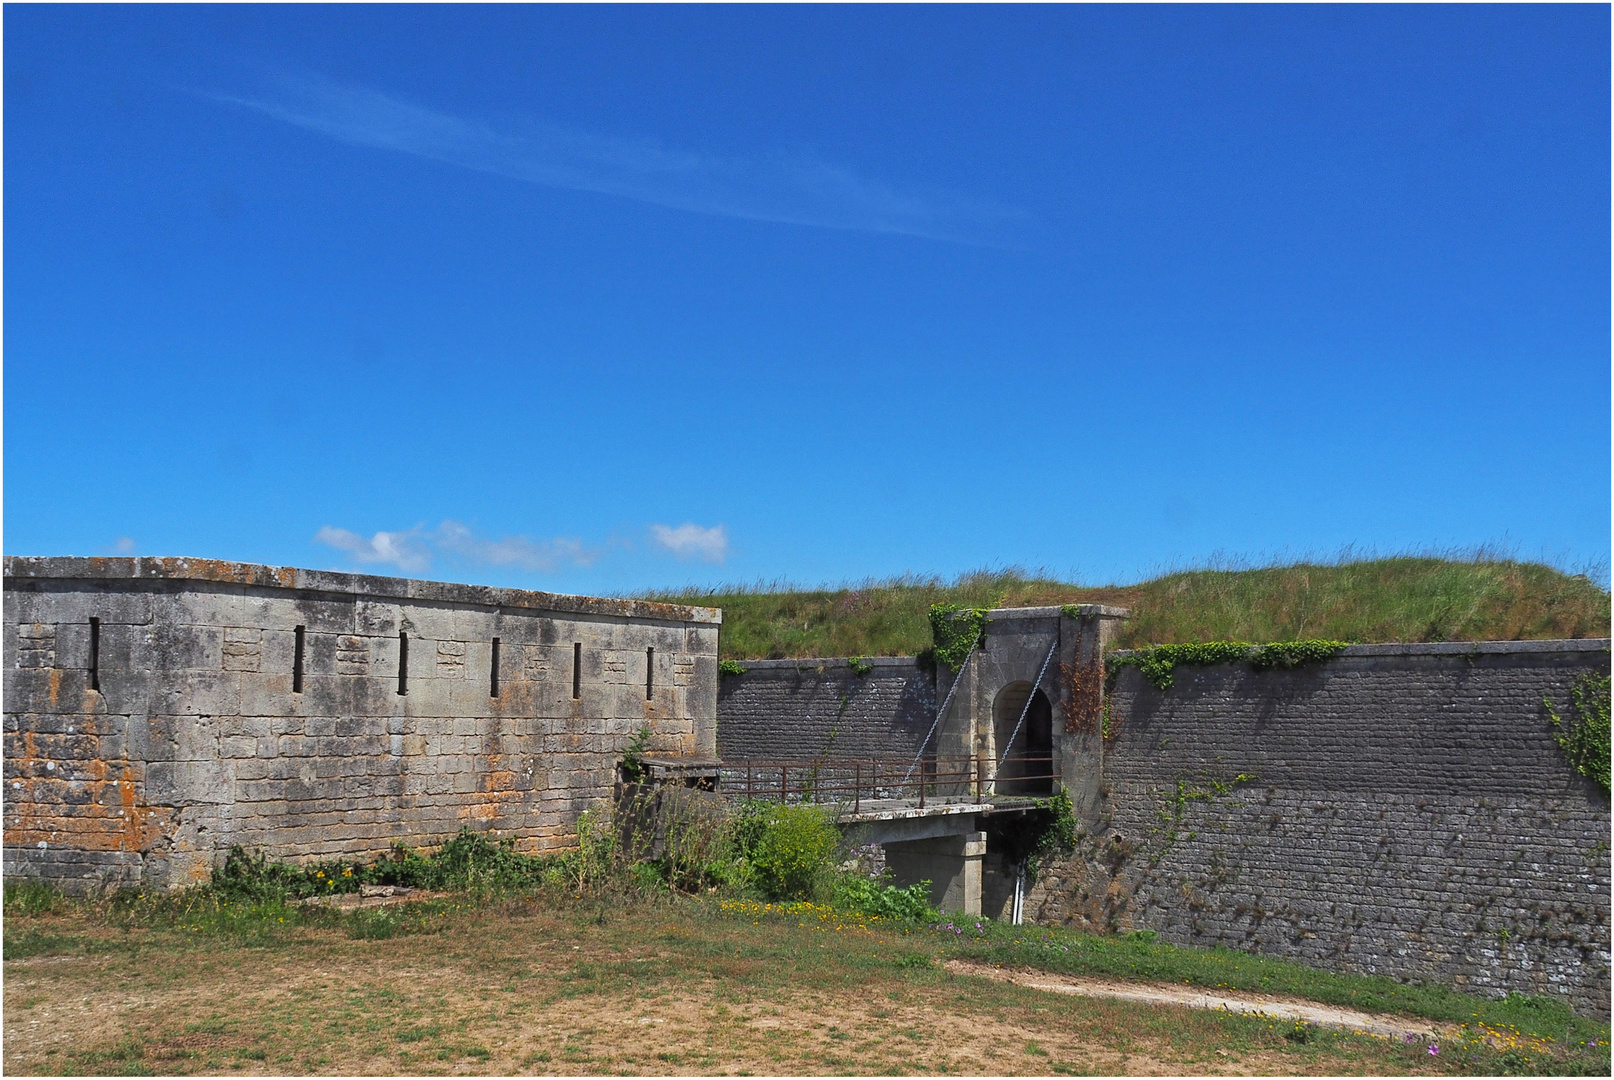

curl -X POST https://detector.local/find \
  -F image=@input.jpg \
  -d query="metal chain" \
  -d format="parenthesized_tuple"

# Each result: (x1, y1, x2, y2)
(997, 634, 1061, 774)
(902, 639, 976, 782)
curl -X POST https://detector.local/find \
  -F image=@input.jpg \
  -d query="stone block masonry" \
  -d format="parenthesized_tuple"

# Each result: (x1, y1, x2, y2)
(714, 632, 1610, 1018)
(1029, 640, 1611, 1019)
(3, 556, 720, 891)
(716, 657, 935, 762)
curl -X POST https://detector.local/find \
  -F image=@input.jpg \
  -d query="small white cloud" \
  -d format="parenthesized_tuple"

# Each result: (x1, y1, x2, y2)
(314, 526, 432, 573)
(649, 523, 729, 564)
(111, 537, 136, 555)
(434, 520, 599, 572)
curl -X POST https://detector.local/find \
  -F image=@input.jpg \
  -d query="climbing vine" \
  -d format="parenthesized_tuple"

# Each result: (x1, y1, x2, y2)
(928, 604, 988, 671)
(989, 788, 1079, 883)
(1545, 671, 1611, 795)
(1150, 771, 1257, 863)
(1059, 658, 1103, 735)
(1031, 788, 1079, 860)
(718, 660, 747, 677)
(1106, 640, 1349, 691)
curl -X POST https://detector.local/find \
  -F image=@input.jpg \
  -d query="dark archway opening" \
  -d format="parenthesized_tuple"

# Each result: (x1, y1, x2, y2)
(992, 682, 1054, 796)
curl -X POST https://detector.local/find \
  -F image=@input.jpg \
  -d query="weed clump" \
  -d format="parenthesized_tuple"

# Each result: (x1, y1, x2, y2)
(733, 802, 841, 900)
(209, 830, 569, 902)
(3, 877, 71, 917)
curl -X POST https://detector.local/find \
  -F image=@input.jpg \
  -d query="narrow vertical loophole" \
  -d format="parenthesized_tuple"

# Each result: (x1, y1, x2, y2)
(293, 625, 305, 693)
(646, 647, 654, 700)
(89, 617, 101, 692)
(398, 631, 409, 696)
(490, 638, 501, 698)
(572, 642, 582, 700)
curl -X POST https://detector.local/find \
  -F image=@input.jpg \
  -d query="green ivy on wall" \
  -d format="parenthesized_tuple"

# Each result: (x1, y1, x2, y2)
(1248, 641, 1352, 670)
(1106, 640, 1350, 691)
(986, 788, 1079, 884)
(928, 604, 988, 671)
(1545, 671, 1611, 795)
(718, 659, 747, 676)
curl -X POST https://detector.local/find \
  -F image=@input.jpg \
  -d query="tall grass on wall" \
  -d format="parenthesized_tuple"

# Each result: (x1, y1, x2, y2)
(646, 555, 1610, 661)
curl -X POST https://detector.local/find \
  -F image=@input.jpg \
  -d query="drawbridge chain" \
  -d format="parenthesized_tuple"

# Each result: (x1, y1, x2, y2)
(996, 633, 1061, 775)
(902, 638, 976, 783)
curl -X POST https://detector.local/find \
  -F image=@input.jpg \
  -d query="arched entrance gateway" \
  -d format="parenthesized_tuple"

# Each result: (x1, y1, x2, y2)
(992, 681, 1053, 795)
(894, 604, 1126, 919)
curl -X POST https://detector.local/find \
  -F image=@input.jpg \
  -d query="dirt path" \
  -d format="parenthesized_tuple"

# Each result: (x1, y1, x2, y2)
(947, 960, 1454, 1040)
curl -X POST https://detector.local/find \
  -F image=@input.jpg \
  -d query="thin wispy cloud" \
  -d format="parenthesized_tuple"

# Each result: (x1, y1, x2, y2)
(650, 522, 729, 564)
(435, 521, 601, 572)
(315, 520, 602, 575)
(213, 71, 1018, 242)
(314, 526, 434, 573)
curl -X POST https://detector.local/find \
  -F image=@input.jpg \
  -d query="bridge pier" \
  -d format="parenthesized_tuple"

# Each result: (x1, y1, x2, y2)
(839, 801, 993, 915)
(884, 830, 986, 915)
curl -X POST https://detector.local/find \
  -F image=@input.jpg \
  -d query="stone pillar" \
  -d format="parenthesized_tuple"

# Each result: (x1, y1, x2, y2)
(884, 830, 986, 915)
(1055, 605, 1128, 834)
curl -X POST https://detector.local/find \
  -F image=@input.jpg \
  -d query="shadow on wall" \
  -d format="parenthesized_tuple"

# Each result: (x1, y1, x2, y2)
(994, 681, 1053, 796)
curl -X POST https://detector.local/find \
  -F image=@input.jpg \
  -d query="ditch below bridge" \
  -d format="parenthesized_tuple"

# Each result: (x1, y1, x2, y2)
(642, 752, 1057, 918)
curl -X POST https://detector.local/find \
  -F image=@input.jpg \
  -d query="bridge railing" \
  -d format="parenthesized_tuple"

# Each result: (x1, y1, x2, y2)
(717, 754, 1057, 812)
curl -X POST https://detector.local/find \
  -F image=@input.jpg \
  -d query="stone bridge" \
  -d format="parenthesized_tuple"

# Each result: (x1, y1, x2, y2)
(836, 796, 1037, 917)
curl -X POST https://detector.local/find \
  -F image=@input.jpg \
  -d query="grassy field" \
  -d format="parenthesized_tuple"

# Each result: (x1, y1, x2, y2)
(4, 887, 1607, 1077)
(642, 556, 1610, 660)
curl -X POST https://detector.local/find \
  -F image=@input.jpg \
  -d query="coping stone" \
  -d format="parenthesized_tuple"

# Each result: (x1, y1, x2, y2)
(3, 556, 721, 625)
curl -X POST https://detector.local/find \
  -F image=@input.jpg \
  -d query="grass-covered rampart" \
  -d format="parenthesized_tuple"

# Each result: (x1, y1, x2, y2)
(643, 556, 1609, 661)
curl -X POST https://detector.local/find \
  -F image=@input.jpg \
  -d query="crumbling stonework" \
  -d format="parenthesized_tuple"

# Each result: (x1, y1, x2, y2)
(3, 557, 719, 891)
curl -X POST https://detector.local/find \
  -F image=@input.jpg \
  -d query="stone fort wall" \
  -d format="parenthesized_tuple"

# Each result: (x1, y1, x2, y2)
(714, 640, 1611, 1017)
(3, 557, 720, 891)
(1031, 639, 1610, 1018)
(716, 657, 934, 763)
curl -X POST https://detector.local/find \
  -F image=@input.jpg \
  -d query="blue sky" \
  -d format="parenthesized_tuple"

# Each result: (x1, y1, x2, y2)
(5, 5, 1609, 594)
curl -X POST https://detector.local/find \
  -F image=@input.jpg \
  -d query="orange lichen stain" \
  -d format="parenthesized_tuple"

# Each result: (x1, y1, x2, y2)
(48, 668, 62, 710)
(478, 755, 524, 795)
(3, 745, 171, 854)
(459, 754, 530, 827)
(481, 770, 522, 793)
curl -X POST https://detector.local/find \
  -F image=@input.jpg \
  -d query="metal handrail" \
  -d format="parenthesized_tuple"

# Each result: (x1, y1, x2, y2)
(725, 754, 1058, 809)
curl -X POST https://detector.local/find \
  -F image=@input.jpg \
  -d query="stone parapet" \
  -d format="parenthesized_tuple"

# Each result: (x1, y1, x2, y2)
(4, 557, 720, 890)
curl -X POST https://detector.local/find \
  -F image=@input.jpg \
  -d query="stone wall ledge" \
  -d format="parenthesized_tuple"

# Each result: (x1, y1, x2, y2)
(985, 604, 1131, 621)
(3, 556, 720, 626)
(721, 639, 1611, 672)
(723, 656, 923, 673)
(1109, 639, 1611, 659)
